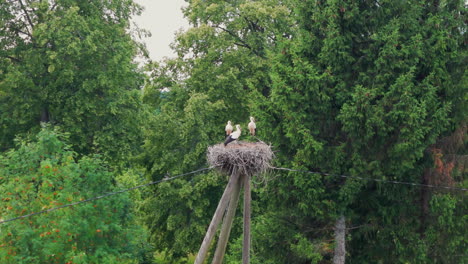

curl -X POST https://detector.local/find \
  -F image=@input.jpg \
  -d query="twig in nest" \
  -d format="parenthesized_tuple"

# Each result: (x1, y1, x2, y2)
(207, 142, 274, 180)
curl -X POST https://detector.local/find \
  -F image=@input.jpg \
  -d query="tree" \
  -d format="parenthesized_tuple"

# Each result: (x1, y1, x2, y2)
(139, 0, 292, 260)
(0, 0, 146, 165)
(0, 127, 150, 264)
(139, 90, 228, 259)
(262, 0, 467, 263)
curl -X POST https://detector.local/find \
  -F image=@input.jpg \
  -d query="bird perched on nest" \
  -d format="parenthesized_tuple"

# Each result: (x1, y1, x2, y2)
(248, 116, 256, 136)
(224, 124, 241, 146)
(225, 120, 233, 136)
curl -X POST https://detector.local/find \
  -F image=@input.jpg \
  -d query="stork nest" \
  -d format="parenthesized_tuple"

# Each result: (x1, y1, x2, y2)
(207, 141, 274, 178)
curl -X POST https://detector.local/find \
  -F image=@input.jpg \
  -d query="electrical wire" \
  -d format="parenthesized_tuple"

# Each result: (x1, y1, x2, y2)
(0, 167, 214, 225)
(270, 166, 467, 191)
(1, 165, 465, 225)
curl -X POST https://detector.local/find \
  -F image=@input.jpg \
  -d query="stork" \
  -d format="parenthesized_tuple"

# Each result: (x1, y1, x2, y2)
(248, 116, 256, 136)
(225, 120, 233, 136)
(224, 125, 241, 146)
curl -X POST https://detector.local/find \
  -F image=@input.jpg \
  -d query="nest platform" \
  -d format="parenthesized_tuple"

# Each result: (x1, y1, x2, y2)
(207, 141, 273, 177)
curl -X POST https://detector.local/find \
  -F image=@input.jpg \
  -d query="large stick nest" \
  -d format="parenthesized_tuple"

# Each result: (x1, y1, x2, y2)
(207, 141, 274, 178)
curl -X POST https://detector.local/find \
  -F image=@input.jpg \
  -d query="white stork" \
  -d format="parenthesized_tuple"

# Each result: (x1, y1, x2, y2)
(248, 116, 256, 136)
(225, 120, 233, 136)
(224, 124, 241, 146)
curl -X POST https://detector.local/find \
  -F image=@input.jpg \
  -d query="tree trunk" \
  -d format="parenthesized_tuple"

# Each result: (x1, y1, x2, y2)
(419, 169, 430, 237)
(40, 107, 49, 123)
(333, 215, 346, 264)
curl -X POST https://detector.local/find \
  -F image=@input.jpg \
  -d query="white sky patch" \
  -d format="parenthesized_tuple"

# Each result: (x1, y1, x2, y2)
(132, 0, 189, 61)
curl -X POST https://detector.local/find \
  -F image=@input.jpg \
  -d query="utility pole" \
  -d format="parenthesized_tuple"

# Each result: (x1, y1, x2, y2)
(212, 176, 243, 264)
(242, 173, 251, 264)
(196, 142, 273, 264)
(194, 171, 240, 264)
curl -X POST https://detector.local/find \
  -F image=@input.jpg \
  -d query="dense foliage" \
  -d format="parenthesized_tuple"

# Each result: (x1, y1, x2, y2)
(0, 127, 150, 264)
(0, 0, 150, 263)
(0, 0, 146, 164)
(262, 1, 467, 263)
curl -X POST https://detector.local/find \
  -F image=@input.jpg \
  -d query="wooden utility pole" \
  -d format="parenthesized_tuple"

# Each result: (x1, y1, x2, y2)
(195, 171, 240, 264)
(200, 142, 273, 264)
(242, 174, 251, 264)
(212, 176, 243, 264)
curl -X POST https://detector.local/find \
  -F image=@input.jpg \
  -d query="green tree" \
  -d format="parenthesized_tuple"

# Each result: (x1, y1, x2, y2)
(0, 127, 150, 264)
(260, 0, 467, 263)
(139, 90, 227, 259)
(0, 0, 146, 164)
(138, 0, 292, 260)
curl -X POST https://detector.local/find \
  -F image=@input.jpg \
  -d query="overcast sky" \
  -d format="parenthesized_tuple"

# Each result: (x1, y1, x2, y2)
(132, 0, 189, 61)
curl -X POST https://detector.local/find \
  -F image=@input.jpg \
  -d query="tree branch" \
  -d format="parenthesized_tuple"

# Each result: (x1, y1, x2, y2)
(214, 25, 264, 58)
(243, 16, 264, 33)
(18, 0, 34, 30)
(25, 0, 37, 12)
(2, 55, 21, 63)
(9, 23, 33, 38)
(233, 42, 250, 49)
(50, 0, 58, 12)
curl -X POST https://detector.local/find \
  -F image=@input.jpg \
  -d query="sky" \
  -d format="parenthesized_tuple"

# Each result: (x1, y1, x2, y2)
(132, 0, 190, 61)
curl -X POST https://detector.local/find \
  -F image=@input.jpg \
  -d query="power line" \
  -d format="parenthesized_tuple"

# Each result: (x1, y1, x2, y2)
(1, 165, 465, 225)
(270, 166, 468, 191)
(0, 167, 214, 225)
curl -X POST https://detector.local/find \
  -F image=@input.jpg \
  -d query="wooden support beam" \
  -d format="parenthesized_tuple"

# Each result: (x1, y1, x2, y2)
(242, 174, 251, 264)
(212, 176, 243, 264)
(195, 170, 240, 264)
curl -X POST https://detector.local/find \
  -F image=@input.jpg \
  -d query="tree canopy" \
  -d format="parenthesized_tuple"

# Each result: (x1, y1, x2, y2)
(0, 127, 150, 264)
(0, 0, 146, 165)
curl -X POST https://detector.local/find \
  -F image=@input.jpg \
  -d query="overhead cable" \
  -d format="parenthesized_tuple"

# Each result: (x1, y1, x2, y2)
(0, 167, 214, 225)
(270, 166, 467, 191)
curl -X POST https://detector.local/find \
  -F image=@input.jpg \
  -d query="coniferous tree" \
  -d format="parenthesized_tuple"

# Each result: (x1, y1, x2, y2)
(261, 0, 467, 263)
